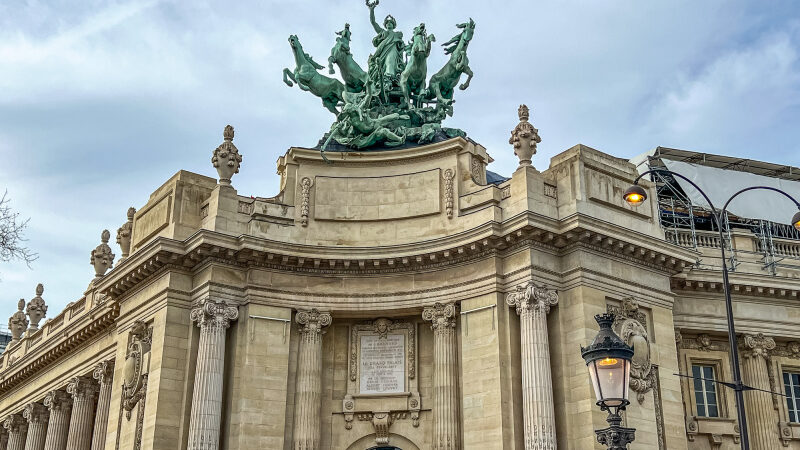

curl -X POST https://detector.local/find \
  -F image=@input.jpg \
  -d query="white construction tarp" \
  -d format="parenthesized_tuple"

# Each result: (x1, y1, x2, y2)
(656, 159, 800, 225)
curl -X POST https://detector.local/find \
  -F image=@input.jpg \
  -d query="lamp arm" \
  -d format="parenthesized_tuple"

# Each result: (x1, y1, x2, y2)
(634, 169, 722, 228)
(721, 185, 800, 217)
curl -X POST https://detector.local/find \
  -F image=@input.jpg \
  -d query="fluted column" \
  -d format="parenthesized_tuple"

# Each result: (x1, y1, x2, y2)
(90, 361, 114, 450)
(187, 298, 239, 450)
(42, 390, 71, 450)
(506, 282, 559, 450)
(4, 414, 27, 450)
(22, 403, 48, 450)
(65, 376, 98, 450)
(741, 333, 778, 450)
(423, 302, 460, 450)
(1, 429, 8, 450)
(292, 309, 332, 450)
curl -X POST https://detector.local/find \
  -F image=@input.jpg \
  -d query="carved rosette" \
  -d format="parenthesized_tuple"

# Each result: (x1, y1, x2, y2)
(90, 229, 115, 278)
(116, 207, 136, 261)
(8, 299, 28, 345)
(505, 281, 559, 317)
(296, 308, 332, 336)
(422, 302, 457, 333)
(300, 177, 313, 227)
(22, 402, 49, 424)
(443, 168, 455, 219)
(742, 333, 776, 359)
(211, 125, 242, 186)
(509, 104, 541, 168)
(26, 283, 47, 333)
(190, 298, 239, 331)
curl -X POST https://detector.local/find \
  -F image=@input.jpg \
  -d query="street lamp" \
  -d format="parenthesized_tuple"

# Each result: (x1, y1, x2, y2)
(581, 313, 636, 450)
(623, 169, 800, 450)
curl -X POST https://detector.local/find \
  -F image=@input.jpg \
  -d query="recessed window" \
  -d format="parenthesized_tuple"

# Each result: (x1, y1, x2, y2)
(692, 364, 719, 418)
(784, 371, 800, 423)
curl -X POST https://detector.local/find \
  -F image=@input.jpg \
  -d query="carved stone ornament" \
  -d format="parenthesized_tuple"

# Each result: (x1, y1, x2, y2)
(43, 390, 72, 413)
(443, 168, 455, 219)
(190, 298, 239, 330)
(608, 298, 652, 404)
(422, 302, 457, 331)
(66, 376, 99, 402)
(90, 229, 115, 279)
(116, 207, 136, 261)
(296, 308, 332, 335)
(211, 125, 242, 186)
(505, 280, 559, 315)
(122, 320, 151, 420)
(26, 283, 47, 333)
(372, 411, 394, 445)
(509, 104, 541, 168)
(742, 333, 776, 358)
(470, 156, 485, 184)
(773, 341, 800, 359)
(3, 414, 26, 434)
(8, 298, 28, 346)
(300, 177, 313, 227)
(93, 360, 114, 386)
(22, 402, 49, 425)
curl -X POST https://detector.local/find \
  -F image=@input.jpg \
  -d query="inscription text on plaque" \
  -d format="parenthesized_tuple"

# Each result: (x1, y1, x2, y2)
(359, 334, 405, 394)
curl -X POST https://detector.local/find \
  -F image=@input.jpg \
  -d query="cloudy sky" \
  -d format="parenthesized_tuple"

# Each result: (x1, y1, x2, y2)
(1, 0, 799, 321)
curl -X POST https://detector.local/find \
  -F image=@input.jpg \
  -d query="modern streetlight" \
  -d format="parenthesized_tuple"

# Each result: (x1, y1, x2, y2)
(581, 313, 636, 450)
(623, 169, 800, 450)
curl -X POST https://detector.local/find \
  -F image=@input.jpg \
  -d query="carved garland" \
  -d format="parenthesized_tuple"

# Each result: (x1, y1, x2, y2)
(443, 169, 455, 219)
(300, 177, 313, 227)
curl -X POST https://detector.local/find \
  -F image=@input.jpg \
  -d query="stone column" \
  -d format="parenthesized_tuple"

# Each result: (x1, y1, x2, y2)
(422, 302, 460, 450)
(1, 429, 8, 450)
(4, 414, 27, 450)
(65, 376, 99, 450)
(187, 298, 239, 450)
(91, 361, 114, 450)
(22, 403, 48, 450)
(42, 390, 71, 450)
(506, 281, 559, 450)
(741, 333, 778, 450)
(292, 309, 332, 450)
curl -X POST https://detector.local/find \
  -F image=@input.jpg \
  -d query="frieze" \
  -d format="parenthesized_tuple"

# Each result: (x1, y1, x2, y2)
(679, 333, 730, 352)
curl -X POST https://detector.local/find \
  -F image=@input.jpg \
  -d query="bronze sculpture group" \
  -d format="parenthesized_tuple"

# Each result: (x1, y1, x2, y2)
(283, 0, 475, 150)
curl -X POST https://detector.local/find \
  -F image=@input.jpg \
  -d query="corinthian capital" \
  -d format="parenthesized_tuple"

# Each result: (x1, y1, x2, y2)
(190, 298, 239, 330)
(3, 414, 26, 433)
(422, 302, 457, 331)
(295, 308, 332, 335)
(742, 333, 776, 358)
(22, 402, 49, 424)
(93, 360, 115, 386)
(43, 390, 72, 412)
(66, 376, 99, 402)
(506, 281, 558, 315)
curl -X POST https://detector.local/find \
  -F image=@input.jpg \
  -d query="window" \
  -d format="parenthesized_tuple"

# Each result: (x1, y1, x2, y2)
(784, 371, 800, 423)
(692, 364, 719, 418)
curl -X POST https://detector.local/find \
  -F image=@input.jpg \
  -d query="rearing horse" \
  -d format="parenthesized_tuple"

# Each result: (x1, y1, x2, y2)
(426, 19, 475, 115)
(327, 24, 367, 93)
(400, 23, 435, 108)
(283, 35, 344, 114)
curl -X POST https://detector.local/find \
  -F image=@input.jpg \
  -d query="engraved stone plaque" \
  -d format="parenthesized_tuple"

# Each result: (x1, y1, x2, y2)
(359, 334, 405, 394)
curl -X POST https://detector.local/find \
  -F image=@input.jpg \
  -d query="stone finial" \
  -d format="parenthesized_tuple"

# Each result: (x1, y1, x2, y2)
(211, 124, 243, 186)
(8, 299, 28, 346)
(116, 207, 136, 262)
(90, 230, 115, 279)
(26, 283, 47, 333)
(509, 104, 541, 169)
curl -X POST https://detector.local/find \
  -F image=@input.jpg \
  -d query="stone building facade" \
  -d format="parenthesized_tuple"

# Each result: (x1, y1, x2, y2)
(0, 113, 799, 450)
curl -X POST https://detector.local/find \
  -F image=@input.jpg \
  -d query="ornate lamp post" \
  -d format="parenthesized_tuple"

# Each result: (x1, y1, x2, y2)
(582, 313, 636, 449)
(623, 170, 800, 450)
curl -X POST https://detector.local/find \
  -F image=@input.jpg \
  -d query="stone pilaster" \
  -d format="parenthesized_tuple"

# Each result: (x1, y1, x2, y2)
(42, 390, 71, 450)
(22, 403, 48, 450)
(506, 282, 559, 450)
(741, 333, 778, 450)
(422, 302, 460, 450)
(187, 298, 239, 450)
(4, 414, 27, 450)
(91, 361, 114, 450)
(65, 376, 99, 450)
(292, 309, 332, 450)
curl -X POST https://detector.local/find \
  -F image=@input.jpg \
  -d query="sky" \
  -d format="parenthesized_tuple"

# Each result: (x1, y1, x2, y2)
(1, 0, 800, 322)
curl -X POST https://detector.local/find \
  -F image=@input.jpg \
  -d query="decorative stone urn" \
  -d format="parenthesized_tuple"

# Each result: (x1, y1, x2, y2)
(90, 229, 115, 279)
(211, 125, 243, 186)
(116, 207, 136, 262)
(8, 299, 28, 347)
(509, 104, 541, 168)
(26, 283, 47, 333)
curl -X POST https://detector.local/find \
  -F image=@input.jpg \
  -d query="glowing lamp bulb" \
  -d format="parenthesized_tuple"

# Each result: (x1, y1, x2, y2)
(623, 185, 647, 207)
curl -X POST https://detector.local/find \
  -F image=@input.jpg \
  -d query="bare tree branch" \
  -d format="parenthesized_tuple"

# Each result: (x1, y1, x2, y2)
(0, 190, 37, 267)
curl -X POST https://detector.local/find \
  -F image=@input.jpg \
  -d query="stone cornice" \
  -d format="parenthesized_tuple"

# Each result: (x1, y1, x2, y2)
(671, 270, 800, 300)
